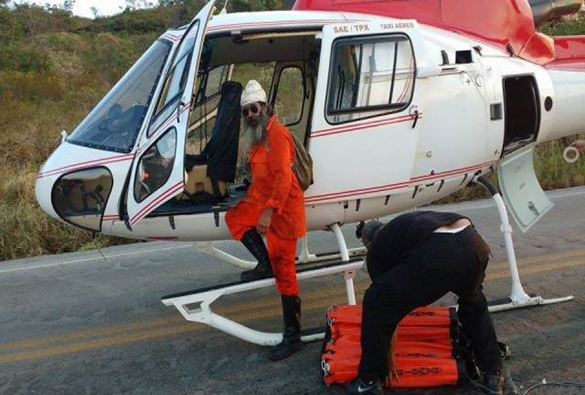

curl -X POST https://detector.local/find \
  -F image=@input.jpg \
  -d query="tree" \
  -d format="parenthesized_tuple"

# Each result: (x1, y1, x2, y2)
(126, 0, 153, 11)
(0, 4, 19, 44)
(16, 3, 44, 38)
(63, 0, 75, 13)
(158, 0, 182, 6)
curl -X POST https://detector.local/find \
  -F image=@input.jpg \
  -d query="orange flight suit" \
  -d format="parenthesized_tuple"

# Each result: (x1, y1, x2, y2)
(225, 115, 306, 296)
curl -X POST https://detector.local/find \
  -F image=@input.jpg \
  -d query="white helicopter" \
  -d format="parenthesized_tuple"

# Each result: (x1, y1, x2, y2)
(36, 0, 583, 345)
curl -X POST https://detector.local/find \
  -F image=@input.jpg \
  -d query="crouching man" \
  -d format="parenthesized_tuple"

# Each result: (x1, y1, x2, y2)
(344, 211, 504, 395)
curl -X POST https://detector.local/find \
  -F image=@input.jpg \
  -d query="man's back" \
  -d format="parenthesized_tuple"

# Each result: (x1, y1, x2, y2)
(366, 211, 467, 280)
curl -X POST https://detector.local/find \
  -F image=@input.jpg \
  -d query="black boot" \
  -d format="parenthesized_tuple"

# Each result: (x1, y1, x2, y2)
(239, 229, 273, 282)
(269, 295, 303, 361)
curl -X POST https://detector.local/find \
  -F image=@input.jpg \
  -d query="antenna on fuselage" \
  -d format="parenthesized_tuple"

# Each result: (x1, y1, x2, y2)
(91, 232, 107, 261)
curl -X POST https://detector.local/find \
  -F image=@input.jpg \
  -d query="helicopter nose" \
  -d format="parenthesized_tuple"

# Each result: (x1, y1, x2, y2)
(35, 144, 115, 232)
(35, 173, 59, 220)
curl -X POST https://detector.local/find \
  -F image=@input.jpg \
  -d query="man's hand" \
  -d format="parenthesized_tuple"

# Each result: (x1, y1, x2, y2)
(571, 139, 585, 154)
(257, 208, 274, 235)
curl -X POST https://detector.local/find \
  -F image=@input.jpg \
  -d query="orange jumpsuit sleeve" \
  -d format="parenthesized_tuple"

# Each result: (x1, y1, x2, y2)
(263, 126, 293, 215)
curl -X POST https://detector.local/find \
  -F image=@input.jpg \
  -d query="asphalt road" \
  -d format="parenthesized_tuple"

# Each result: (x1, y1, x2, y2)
(1, 187, 584, 395)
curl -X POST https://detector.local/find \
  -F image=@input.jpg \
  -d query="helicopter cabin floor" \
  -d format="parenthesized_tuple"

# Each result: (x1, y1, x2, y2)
(148, 184, 248, 217)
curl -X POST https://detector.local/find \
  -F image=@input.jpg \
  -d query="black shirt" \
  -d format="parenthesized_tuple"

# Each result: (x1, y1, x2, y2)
(366, 211, 468, 280)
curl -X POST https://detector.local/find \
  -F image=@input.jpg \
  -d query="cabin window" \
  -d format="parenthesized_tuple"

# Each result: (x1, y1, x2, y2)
(274, 67, 304, 126)
(231, 62, 275, 95)
(326, 34, 415, 124)
(133, 129, 177, 203)
(52, 167, 113, 232)
(186, 65, 230, 145)
(67, 39, 171, 152)
(194, 64, 230, 104)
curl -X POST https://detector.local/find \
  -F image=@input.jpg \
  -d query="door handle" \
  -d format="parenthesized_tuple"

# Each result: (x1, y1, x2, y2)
(410, 105, 419, 129)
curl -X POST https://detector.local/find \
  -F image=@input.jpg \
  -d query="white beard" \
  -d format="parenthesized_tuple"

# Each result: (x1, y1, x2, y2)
(239, 112, 269, 168)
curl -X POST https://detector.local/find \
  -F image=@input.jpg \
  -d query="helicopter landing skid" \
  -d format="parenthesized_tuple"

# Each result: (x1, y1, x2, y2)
(161, 257, 363, 346)
(476, 176, 574, 313)
(164, 223, 362, 345)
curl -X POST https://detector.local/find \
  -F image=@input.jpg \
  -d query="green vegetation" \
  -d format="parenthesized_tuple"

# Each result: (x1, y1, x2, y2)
(540, 11, 585, 36)
(0, 2, 584, 260)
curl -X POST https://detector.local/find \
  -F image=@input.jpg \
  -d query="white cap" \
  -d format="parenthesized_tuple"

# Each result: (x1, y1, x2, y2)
(240, 80, 267, 107)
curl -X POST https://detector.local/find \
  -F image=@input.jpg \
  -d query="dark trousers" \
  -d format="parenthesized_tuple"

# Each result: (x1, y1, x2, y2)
(358, 226, 502, 382)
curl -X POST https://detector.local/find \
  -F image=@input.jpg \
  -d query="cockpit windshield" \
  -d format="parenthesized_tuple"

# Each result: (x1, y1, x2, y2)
(67, 39, 172, 153)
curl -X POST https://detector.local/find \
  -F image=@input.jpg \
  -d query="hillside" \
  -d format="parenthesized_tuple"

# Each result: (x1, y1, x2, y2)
(0, 2, 584, 260)
(0, 0, 277, 260)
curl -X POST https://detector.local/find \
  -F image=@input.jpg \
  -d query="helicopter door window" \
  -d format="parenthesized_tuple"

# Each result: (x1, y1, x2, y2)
(148, 54, 192, 138)
(149, 21, 201, 138)
(133, 129, 178, 203)
(326, 34, 415, 124)
(160, 20, 201, 108)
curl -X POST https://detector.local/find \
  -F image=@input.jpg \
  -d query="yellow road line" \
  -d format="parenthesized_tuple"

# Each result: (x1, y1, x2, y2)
(490, 247, 585, 268)
(1, 251, 583, 363)
(488, 256, 585, 280)
(0, 315, 184, 352)
(0, 284, 368, 353)
(0, 292, 357, 363)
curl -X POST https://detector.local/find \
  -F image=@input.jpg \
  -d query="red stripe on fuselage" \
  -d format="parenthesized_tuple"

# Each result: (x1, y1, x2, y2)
(311, 113, 421, 138)
(304, 160, 496, 204)
(37, 154, 133, 179)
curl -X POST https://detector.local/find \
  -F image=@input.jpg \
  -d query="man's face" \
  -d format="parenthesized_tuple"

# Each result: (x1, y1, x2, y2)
(242, 102, 264, 126)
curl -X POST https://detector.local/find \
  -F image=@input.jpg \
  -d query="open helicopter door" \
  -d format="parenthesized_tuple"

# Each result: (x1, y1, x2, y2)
(309, 20, 425, 224)
(125, 1, 216, 228)
(497, 145, 553, 233)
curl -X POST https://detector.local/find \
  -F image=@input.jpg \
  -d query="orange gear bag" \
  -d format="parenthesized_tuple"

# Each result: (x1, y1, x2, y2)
(321, 305, 467, 389)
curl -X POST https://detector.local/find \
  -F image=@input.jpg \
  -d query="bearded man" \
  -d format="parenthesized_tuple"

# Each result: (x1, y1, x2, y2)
(225, 80, 306, 361)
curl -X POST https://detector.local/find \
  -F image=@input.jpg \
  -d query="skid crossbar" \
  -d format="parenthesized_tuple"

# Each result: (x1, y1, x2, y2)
(195, 240, 367, 269)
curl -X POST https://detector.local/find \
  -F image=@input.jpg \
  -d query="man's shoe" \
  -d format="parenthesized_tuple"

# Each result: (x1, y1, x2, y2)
(269, 298, 303, 361)
(240, 265, 272, 281)
(268, 336, 303, 361)
(482, 373, 504, 395)
(343, 378, 382, 395)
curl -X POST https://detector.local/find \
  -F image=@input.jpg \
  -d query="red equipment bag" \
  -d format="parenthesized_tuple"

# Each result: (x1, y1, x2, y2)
(321, 304, 467, 389)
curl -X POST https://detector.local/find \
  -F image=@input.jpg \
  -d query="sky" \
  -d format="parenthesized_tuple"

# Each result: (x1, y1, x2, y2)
(14, 0, 147, 19)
